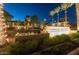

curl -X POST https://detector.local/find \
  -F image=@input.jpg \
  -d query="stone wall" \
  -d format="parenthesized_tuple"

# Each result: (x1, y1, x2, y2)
(15, 33, 49, 42)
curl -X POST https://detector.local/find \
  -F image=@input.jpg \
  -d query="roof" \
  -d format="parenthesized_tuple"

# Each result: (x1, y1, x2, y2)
(3, 9, 13, 19)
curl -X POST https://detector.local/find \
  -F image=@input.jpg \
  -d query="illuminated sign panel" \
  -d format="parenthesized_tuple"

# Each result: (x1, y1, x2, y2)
(46, 26, 70, 37)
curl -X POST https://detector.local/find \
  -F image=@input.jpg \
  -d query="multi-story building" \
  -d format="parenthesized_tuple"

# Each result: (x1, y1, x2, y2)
(24, 16, 32, 28)
(52, 18, 71, 27)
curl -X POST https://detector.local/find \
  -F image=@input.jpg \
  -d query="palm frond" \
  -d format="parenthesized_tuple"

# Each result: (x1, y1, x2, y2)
(50, 10, 55, 16)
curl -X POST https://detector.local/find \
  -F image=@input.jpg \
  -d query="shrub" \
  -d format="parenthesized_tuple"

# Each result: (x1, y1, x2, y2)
(43, 39, 54, 46)
(53, 34, 70, 43)
(52, 35, 65, 44)
(51, 42, 74, 55)
(71, 38, 79, 44)
(40, 42, 76, 55)
(69, 32, 79, 40)
(7, 40, 39, 55)
(7, 42, 22, 54)
(17, 29, 23, 33)
(25, 40, 39, 50)
(43, 34, 70, 46)
(59, 34, 71, 41)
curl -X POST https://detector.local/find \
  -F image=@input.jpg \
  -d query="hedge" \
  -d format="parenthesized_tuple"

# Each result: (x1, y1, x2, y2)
(7, 40, 39, 55)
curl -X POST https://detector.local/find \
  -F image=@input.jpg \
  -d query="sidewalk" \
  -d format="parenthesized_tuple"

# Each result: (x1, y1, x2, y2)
(67, 47, 79, 55)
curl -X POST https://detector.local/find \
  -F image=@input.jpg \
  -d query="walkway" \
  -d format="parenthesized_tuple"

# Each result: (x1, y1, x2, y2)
(67, 47, 79, 55)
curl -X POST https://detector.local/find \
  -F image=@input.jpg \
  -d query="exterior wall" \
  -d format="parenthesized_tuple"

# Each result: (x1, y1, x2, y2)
(75, 4, 79, 31)
(15, 33, 49, 42)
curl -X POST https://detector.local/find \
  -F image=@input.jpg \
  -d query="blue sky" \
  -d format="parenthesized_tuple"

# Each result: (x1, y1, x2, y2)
(4, 3, 77, 24)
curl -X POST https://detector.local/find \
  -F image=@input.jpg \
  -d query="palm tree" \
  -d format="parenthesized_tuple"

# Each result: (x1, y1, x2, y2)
(68, 3, 74, 8)
(54, 6, 61, 23)
(50, 10, 55, 16)
(50, 10, 56, 23)
(61, 3, 74, 22)
(61, 3, 69, 22)
(50, 6, 61, 23)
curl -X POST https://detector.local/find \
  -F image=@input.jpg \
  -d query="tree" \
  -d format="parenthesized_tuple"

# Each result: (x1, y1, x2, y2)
(3, 10, 13, 24)
(61, 3, 74, 22)
(0, 3, 7, 46)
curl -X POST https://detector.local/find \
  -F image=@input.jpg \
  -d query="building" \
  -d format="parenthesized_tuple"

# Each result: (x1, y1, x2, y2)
(52, 18, 71, 27)
(24, 16, 32, 28)
(31, 16, 40, 28)
(75, 4, 79, 31)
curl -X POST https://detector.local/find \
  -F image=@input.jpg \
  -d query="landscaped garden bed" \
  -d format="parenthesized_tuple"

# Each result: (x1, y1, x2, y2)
(6, 32, 79, 55)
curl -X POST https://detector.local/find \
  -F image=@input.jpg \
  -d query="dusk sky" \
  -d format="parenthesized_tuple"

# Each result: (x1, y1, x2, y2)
(4, 3, 77, 24)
